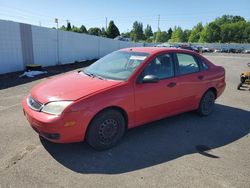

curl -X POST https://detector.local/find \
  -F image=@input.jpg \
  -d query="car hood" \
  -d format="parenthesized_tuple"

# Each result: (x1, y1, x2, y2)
(30, 72, 122, 103)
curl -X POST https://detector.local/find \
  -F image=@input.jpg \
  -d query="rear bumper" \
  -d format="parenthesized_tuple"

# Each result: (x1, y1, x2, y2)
(22, 97, 91, 143)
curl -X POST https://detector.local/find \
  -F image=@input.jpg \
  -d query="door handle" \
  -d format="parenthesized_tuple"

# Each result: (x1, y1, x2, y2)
(167, 82, 176, 88)
(198, 75, 204, 80)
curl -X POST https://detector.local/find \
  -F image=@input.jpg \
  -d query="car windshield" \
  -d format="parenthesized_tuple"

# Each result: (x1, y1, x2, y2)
(83, 51, 149, 81)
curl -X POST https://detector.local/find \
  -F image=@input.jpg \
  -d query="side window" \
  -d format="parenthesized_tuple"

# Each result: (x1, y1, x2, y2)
(143, 54, 174, 79)
(199, 57, 209, 70)
(176, 53, 199, 75)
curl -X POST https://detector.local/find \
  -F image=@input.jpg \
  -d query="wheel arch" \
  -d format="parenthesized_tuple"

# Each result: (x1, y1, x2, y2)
(85, 106, 129, 139)
(207, 87, 217, 99)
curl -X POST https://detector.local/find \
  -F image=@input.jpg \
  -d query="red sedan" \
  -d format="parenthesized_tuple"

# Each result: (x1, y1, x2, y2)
(22, 47, 226, 150)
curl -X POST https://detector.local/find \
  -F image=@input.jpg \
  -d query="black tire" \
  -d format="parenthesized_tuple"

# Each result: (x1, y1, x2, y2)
(86, 109, 126, 150)
(237, 83, 242, 90)
(197, 90, 215, 116)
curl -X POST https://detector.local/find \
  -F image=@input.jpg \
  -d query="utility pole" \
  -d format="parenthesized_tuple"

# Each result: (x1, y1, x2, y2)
(55, 18, 60, 65)
(157, 14, 160, 31)
(105, 17, 108, 30)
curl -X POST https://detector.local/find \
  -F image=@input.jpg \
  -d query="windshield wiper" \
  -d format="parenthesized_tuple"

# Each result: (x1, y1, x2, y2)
(83, 70, 95, 78)
(94, 74, 106, 80)
(83, 70, 106, 80)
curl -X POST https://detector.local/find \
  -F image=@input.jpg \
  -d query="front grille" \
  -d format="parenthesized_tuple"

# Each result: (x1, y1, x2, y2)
(27, 96, 43, 111)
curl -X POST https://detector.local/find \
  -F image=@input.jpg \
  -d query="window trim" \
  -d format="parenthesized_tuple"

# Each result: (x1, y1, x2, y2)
(136, 53, 176, 83)
(174, 52, 201, 76)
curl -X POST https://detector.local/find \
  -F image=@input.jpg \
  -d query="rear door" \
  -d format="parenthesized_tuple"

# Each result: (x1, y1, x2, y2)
(173, 52, 208, 110)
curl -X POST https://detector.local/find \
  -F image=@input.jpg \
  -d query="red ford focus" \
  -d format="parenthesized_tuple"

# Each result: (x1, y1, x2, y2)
(22, 47, 225, 150)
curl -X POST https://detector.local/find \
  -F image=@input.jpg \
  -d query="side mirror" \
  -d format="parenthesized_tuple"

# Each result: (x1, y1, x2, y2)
(142, 75, 160, 83)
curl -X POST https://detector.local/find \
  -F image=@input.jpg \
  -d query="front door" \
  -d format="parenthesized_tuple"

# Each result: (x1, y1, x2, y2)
(134, 53, 181, 126)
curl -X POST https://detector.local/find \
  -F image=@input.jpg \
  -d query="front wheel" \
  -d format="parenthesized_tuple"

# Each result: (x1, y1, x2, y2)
(197, 90, 215, 116)
(86, 109, 126, 150)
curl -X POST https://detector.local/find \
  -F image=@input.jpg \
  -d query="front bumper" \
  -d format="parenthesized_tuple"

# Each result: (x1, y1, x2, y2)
(22, 97, 91, 143)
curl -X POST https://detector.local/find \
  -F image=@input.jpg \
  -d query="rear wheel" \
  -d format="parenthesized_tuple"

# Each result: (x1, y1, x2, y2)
(197, 90, 215, 116)
(86, 109, 126, 150)
(237, 83, 242, 90)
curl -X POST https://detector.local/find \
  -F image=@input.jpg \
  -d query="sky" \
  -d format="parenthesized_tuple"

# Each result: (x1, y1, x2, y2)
(0, 0, 250, 33)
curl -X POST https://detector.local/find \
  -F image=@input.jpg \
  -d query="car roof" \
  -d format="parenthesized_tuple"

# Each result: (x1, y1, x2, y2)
(120, 47, 195, 55)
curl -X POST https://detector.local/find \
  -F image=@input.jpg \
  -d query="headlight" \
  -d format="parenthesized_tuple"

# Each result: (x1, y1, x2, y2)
(41, 101, 72, 115)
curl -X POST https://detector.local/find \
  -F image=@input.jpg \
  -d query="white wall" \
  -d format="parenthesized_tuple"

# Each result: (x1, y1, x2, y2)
(32, 25, 144, 65)
(0, 20, 23, 74)
(32, 25, 58, 67)
(58, 31, 100, 63)
(99, 37, 120, 57)
(0, 20, 144, 74)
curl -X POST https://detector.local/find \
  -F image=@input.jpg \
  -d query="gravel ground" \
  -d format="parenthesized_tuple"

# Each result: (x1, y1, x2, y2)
(0, 53, 249, 188)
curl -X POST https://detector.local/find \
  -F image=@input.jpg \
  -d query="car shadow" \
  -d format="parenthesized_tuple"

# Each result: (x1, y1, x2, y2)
(41, 104, 250, 174)
(0, 60, 95, 90)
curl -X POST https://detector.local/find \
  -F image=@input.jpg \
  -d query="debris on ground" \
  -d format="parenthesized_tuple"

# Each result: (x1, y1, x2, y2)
(19, 71, 48, 78)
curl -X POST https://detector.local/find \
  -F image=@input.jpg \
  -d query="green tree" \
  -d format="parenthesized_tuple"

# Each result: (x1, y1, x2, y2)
(66, 22, 72, 31)
(131, 21, 144, 41)
(220, 21, 250, 43)
(243, 22, 250, 43)
(60, 14, 250, 43)
(199, 22, 221, 43)
(80, 25, 88, 33)
(101, 27, 107, 37)
(121, 32, 131, 38)
(155, 30, 168, 42)
(232, 16, 245, 23)
(71, 25, 81, 33)
(183, 29, 191, 42)
(106, 21, 120, 39)
(188, 22, 203, 42)
(167, 28, 173, 39)
(144, 24, 153, 39)
(197, 15, 249, 43)
(60, 25, 66, 31)
(170, 26, 184, 42)
(214, 15, 245, 25)
(88, 27, 102, 36)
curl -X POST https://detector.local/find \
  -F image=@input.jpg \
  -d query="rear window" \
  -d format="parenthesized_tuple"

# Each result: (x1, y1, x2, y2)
(176, 53, 199, 75)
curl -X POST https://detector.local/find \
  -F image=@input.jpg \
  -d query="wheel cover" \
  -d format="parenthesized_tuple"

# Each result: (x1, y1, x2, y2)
(98, 119, 118, 143)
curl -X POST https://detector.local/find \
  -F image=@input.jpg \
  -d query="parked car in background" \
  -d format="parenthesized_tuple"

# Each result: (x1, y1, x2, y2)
(228, 48, 237, 53)
(214, 49, 222, 53)
(202, 47, 214, 53)
(114, 36, 131, 42)
(179, 45, 199, 53)
(221, 48, 229, 53)
(22, 47, 226, 150)
(244, 49, 250, 54)
(156, 43, 177, 48)
(227, 48, 244, 53)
